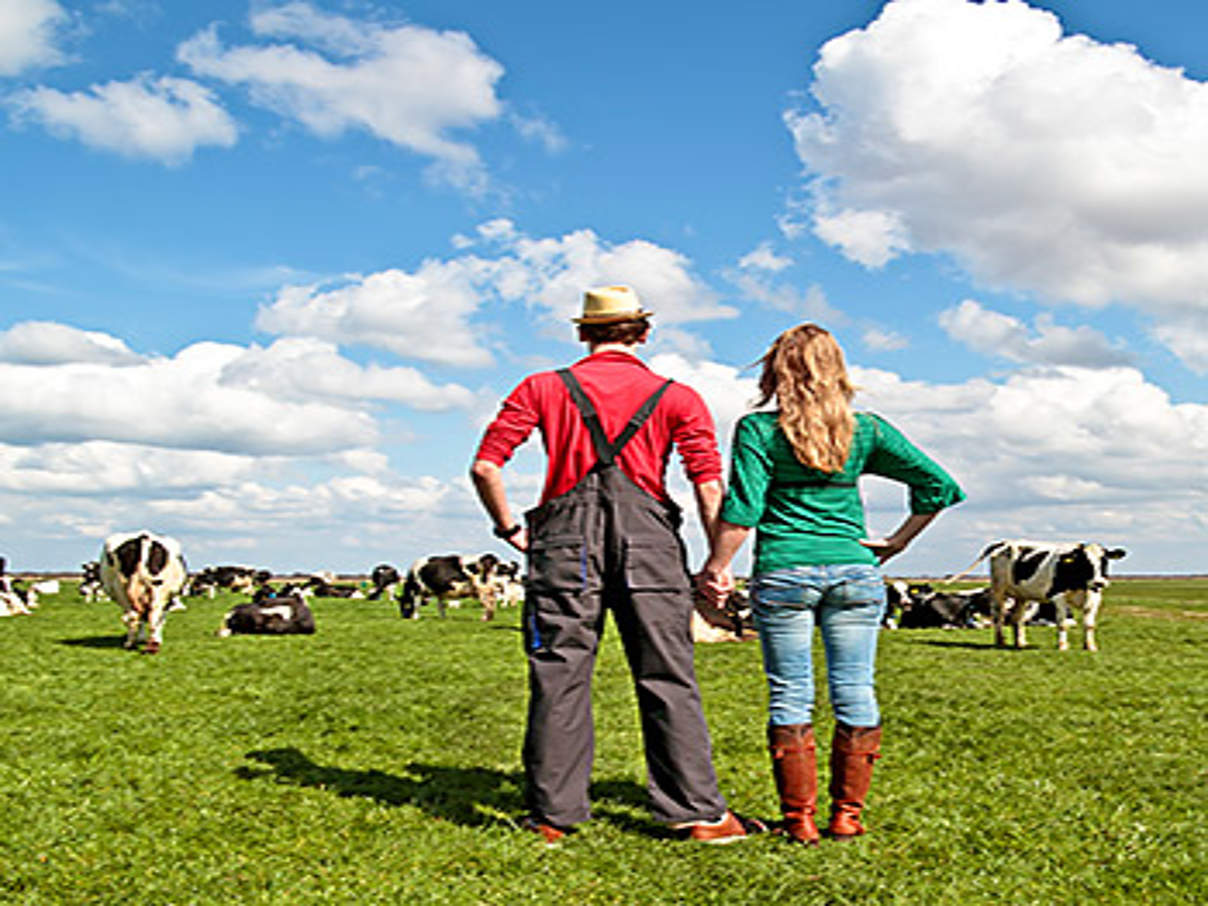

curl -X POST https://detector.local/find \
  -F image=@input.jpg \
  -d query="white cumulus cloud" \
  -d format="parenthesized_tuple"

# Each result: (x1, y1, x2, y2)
(219, 337, 479, 410)
(0, 321, 143, 365)
(10, 73, 237, 164)
(786, 0, 1208, 368)
(0, 337, 378, 455)
(177, 3, 507, 191)
(0, 0, 68, 75)
(258, 222, 736, 363)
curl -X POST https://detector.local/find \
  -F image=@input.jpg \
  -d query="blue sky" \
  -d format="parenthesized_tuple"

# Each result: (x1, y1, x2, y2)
(1, 0, 1206, 576)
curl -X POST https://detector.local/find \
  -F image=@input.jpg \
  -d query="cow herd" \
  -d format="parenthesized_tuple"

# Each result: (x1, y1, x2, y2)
(1, 533, 1127, 655)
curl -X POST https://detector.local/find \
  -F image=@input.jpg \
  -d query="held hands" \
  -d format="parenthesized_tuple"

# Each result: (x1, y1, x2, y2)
(695, 562, 734, 607)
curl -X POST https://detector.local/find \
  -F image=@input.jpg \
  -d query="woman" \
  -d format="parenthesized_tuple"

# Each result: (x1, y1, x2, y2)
(699, 324, 963, 845)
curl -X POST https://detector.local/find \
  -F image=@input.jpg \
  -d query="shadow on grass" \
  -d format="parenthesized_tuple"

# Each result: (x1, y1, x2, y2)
(907, 637, 1040, 651)
(237, 747, 650, 831)
(57, 636, 127, 649)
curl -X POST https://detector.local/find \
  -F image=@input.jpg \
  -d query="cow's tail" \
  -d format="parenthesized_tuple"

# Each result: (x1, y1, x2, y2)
(944, 541, 1009, 584)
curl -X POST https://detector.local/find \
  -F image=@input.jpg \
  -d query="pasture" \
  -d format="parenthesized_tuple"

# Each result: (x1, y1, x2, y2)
(1, 579, 1205, 905)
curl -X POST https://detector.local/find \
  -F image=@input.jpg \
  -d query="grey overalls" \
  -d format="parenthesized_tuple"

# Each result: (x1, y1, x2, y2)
(521, 368, 729, 827)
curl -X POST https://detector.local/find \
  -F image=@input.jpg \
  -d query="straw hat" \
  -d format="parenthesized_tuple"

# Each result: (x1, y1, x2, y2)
(573, 285, 654, 324)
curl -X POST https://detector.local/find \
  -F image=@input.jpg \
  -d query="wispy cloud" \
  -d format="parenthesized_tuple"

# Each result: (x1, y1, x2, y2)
(939, 299, 1132, 368)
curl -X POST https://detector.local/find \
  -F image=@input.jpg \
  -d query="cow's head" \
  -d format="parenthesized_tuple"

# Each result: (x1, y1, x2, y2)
(1055, 544, 1127, 594)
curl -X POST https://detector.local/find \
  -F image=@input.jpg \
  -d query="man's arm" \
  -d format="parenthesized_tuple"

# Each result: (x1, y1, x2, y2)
(469, 459, 528, 552)
(692, 478, 725, 542)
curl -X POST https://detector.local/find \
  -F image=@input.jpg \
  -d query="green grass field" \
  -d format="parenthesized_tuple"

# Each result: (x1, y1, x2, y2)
(2, 579, 1205, 905)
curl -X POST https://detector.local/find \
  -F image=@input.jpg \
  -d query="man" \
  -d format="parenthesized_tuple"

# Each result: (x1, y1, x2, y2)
(470, 285, 761, 845)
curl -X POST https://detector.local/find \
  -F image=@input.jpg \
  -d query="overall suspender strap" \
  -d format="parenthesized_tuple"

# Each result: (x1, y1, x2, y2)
(556, 368, 674, 467)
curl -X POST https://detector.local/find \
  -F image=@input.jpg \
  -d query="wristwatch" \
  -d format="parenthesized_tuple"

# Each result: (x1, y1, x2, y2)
(493, 523, 523, 540)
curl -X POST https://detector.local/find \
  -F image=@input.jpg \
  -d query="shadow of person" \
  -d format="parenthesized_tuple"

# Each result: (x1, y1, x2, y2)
(236, 747, 649, 831)
(57, 636, 127, 649)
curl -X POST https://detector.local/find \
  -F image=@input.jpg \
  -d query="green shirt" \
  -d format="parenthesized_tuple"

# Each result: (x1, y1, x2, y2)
(720, 410, 965, 573)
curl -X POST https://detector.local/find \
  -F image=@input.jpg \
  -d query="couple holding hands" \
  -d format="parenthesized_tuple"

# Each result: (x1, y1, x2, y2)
(471, 285, 963, 846)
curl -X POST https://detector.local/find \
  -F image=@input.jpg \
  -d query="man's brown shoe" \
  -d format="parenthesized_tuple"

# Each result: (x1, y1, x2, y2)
(521, 816, 569, 845)
(682, 810, 767, 844)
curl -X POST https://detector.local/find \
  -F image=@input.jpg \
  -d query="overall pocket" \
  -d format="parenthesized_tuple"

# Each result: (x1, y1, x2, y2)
(527, 534, 586, 593)
(622, 540, 689, 593)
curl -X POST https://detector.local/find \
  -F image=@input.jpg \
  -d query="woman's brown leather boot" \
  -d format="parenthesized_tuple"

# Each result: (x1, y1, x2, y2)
(827, 723, 882, 840)
(767, 723, 820, 846)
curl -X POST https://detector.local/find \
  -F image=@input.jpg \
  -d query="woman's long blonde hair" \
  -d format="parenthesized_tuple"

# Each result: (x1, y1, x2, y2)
(756, 323, 855, 473)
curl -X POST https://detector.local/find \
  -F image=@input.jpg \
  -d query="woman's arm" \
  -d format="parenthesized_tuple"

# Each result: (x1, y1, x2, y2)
(697, 520, 752, 604)
(860, 512, 936, 564)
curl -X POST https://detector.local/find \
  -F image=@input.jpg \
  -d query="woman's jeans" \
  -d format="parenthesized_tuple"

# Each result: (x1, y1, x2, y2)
(751, 564, 886, 728)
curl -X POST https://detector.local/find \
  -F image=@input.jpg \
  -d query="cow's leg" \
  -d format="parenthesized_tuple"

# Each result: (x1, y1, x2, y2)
(436, 595, 447, 619)
(991, 588, 1008, 647)
(1074, 590, 1099, 652)
(481, 586, 497, 622)
(1009, 600, 1029, 649)
(143, 602, 168, 654)
(1054, 594, 1071, 651)
(121, 609, 141, 649)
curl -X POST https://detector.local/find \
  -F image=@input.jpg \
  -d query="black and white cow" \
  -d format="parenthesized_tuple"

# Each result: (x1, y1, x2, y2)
(397, 555, 475, 619)
(473, 556, 525, 621)
(303, 573, 365, 599)
(367, 564, 402, 601)
(883, 580, 936, 629)
(897, 585, 991, 630)
(99, 531, 189, 654)
(951, 540, 1127, 651)
(0, 557, 38, 616)
(189, 565, 271, 599)
(79, 560, 106, 602)
(217, 586, 315, 637)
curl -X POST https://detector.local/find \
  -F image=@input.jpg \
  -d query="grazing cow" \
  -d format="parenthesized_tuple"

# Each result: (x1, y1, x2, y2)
(692, 587, 756, 643)
(99, 531, 188, 654)
(79, 561, 106, 602)
(950, 540, 1127, 651)
(217, 587, 315, 637)
(398, 555, 475, 619)
(367, 564, 402, 601)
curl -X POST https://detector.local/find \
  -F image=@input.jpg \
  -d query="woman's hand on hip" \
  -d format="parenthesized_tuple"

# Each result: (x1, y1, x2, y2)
(859, 536, 905, 564)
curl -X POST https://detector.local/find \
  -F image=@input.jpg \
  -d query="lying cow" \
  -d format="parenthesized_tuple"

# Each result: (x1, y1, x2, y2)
(883, 580, 936, 629)
(303, 574, 365, 599)
(897, 585, 991, 630)
(367, 564, 402, 601)
(398, 555, 475, 619)
(0, 558, 38, 616)
(190, 565, 271, 599)
(950, 540, 1126, 651)
(99, 530, 188, 654)
(217, 587, 315, 637)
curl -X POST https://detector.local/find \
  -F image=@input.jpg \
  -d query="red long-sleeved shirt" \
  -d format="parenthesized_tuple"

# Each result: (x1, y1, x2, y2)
(474, 350, 723, 505)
